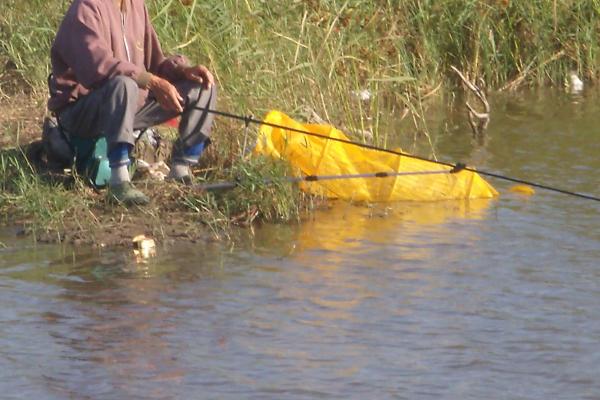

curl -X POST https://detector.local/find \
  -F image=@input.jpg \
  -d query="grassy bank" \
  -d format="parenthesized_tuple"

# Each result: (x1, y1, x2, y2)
(0, 144, 306, 244)
(1, 0, 599, 242)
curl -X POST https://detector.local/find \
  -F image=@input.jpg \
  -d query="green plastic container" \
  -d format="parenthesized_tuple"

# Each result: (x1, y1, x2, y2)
(71, 136, 111, 188)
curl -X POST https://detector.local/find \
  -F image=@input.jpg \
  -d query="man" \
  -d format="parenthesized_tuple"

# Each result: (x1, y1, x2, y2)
(48, 0, 217, 205)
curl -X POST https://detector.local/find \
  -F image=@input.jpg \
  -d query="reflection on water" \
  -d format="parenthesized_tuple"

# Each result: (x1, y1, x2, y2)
(1, 88, 600, 399)
(296, 198, 493, 250)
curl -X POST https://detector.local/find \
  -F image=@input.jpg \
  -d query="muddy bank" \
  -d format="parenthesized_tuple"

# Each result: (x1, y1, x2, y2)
(11, 175, 271, 248)
(35, 184, 218, 247)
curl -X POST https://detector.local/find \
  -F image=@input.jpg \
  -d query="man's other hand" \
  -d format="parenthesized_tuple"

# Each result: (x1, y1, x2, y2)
(148, 75, 184, 113)
(182, 65, 214, 89)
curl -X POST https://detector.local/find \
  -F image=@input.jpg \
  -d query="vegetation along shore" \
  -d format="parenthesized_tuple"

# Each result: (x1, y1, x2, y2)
(1, 0, 598, 246)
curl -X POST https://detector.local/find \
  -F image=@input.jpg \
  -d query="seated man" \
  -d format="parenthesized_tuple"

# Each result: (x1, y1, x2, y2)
(48, 0, 217, 205)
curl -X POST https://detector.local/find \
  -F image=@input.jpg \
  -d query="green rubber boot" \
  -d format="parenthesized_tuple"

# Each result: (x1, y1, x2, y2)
(107, 182, 150, 206)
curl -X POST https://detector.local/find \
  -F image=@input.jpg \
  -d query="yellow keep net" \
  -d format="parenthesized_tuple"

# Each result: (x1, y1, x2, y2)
(254, 110, 499, 202)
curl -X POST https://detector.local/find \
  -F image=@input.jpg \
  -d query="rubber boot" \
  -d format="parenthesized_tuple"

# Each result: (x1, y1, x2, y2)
(107, 182, 150, 206)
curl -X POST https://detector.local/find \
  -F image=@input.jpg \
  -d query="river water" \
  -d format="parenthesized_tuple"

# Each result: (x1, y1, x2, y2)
(1, 89, 599, 399)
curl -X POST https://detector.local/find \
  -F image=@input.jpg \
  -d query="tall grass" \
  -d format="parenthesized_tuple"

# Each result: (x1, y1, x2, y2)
(144, 1, 600, 114)
(2, 1, 599, 127)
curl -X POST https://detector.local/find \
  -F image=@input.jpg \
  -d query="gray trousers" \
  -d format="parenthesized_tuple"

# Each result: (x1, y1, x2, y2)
(57, 75, 217, 164)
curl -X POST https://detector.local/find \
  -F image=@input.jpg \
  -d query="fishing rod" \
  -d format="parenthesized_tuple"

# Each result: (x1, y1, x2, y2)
(193, 169, 454, 192)
(184, 106, 600, 203)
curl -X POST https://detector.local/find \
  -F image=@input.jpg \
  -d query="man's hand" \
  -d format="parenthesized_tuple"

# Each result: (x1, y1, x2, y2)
(148, 75, 184, 113)
(182, 65, 214, 89)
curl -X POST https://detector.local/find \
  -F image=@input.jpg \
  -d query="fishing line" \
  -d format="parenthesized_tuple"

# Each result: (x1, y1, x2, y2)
(182, 106, 600, 203)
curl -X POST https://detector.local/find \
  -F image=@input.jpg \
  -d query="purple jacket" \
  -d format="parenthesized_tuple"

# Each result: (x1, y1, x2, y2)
(48, 0, 187, 111)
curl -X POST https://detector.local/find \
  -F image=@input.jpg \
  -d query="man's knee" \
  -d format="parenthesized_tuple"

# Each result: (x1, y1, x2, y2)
(206, 82, 217, 98)
(186, 82, 217, 106)
(208, 83, 218, 102)
(105, 75, 139, 98)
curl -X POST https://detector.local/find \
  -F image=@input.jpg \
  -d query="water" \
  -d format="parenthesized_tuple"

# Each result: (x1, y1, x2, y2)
(1, 89, 599, 399)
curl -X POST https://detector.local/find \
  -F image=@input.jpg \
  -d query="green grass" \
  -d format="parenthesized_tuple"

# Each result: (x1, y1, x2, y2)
(181, 155, 307, 237)
(211, 155, 303, 223)
(0, 147, 91, 239)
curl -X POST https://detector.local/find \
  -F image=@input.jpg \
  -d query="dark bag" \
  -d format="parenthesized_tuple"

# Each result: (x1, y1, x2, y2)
(41, 116, 74, 168)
